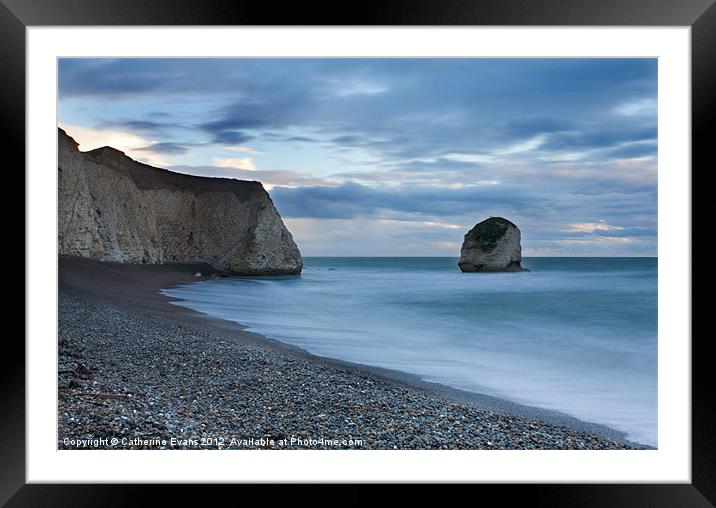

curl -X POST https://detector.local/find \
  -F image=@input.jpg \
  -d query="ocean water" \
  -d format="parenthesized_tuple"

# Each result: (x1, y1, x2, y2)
(162, 257, 657, 446)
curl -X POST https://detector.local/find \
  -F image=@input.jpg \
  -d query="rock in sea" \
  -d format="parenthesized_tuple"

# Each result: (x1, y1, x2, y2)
(458, 217, 528, 272)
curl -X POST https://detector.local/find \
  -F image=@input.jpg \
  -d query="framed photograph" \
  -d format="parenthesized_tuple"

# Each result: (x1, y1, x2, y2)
(7, 0, 709, 503)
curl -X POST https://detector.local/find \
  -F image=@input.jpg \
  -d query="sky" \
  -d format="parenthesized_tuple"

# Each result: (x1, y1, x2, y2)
(58, 58, 658, 256)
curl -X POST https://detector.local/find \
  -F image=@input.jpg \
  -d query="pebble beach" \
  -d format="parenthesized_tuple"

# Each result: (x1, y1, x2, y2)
(58, 257, 646, 450)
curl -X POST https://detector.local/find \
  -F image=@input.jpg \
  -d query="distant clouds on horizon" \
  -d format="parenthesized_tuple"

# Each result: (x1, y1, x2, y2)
(58, 58, 658, 256)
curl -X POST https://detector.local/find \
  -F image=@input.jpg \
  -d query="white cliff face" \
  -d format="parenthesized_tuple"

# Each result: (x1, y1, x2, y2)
(58, 128, 303, 275)
(458, 217, 526, 272)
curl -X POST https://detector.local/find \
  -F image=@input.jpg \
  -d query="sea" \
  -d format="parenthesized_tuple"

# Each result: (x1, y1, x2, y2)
(162, 257, 657, 446)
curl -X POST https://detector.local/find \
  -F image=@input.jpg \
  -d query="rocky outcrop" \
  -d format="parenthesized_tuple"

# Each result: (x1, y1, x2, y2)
(458, 217, 527, 272)
(58, 128, 303, 275)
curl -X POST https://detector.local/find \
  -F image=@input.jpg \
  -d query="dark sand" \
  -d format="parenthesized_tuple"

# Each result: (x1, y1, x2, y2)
(58, 256, 645, 449)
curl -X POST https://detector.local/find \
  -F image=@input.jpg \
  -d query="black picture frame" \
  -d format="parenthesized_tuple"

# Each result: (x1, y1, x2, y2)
(5, 0, 708, 504)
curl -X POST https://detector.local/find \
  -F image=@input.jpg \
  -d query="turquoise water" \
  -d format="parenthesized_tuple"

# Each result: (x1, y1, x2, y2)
(162, 257, 657, 446)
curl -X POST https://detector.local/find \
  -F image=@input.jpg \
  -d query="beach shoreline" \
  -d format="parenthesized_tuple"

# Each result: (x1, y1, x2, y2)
(58, 256, 647, 449)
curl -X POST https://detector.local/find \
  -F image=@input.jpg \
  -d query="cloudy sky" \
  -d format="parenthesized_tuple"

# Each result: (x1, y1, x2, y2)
(58, 58, 657, 256)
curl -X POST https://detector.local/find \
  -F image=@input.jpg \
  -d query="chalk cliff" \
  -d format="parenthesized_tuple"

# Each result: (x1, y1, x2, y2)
(58, 128, 303, 275)
(458, 217, 527, 272)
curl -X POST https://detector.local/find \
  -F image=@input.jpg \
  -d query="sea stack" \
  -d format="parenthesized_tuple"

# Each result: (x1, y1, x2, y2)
(57, 128, 303, 275)
(458, 217, 527, 272)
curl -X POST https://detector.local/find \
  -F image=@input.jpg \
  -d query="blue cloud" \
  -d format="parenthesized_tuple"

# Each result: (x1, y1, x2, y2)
(135, 142, 190, 155)
(541, 126, 657, 151)
(58, 58, 658, 255)
(101, 119, 171, 133)
(503, 118, 576, 137)
(272, 182, 545, 220)
(602, 142, 658, 159)
(60, 59, 658, 164)
(204, 129, 254, 145)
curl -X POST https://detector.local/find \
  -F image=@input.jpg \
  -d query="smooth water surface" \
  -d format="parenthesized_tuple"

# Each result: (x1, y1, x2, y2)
(163, 257, 657, 445)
